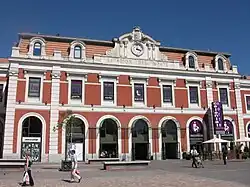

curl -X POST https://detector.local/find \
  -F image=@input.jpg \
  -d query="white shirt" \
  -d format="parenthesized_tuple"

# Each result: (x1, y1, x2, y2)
(71, 154, 78, 169)
(190, 149, 198, 156)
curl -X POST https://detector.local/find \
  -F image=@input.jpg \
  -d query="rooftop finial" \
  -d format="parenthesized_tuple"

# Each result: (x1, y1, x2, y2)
(133, 26, 141, 31)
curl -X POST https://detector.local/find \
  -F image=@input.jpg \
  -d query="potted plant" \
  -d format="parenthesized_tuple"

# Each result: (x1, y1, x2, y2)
(53, 110, 77, 171)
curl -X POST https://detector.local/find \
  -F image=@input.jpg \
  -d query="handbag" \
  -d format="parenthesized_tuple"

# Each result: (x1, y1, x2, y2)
(22, 171, 29, 184)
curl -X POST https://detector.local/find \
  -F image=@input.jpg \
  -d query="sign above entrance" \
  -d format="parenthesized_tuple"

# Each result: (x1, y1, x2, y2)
(189, 120, 203, 136)
(22, 137, 41, 143)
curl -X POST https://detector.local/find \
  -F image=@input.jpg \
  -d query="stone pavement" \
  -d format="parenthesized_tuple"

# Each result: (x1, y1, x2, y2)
(0, 160, 249, 187)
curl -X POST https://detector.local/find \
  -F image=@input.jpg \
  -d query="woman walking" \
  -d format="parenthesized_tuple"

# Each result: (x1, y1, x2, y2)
(70, 150, 82, 183)
(21, 151, 34, 186)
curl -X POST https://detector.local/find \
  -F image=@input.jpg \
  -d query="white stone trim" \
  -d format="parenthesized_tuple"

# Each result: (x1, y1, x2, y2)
(187, 82, 201, 108)
(17, 112, 47, 162)
(158, 116, 182, 160)
(27, 37, 46, 58)
(67, 75, 86, 105)
(159, 80, 175, 108)
(61, 113, 89, 162)
(185, 52, 199, 70)
(24, 73, 44, 103)
(244, 94, 250, 114)
(128, 115, 152, 161)
(186, 116, 207, 152)
(95, 115, 122, 159)
(217, 85, 231, 109)
(215, 54, 227, 72)
(100, 76, 117, 107)
(69, 41, 86, 61)
(131, 78, 148, 107)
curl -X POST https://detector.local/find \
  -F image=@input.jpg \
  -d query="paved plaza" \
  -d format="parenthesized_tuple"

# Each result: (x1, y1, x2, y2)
(0, 160, 250, 186)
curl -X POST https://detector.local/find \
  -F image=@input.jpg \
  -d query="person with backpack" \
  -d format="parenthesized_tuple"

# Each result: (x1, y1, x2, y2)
(21, 151, 34, 186)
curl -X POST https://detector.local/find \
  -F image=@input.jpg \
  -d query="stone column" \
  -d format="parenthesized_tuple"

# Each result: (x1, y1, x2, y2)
(48, 66, 61, 162)
(3, 63, 19, 159)
(234, 79, 245, 139)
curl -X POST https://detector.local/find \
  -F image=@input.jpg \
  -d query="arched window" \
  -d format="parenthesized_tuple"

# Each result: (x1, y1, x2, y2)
(218, 58, 224, 71)
(188, 56, 195, 68)
(74, 46, 82, 59)
(33, 42, 42, 56)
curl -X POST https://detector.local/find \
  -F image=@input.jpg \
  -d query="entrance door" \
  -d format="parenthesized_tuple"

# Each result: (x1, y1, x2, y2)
(161, 120, 178, 159)
(99, 119, 118, 158)
(21, 116, 42, 162)
(131, 119, 149, 160)
(66, 118, 85, 161)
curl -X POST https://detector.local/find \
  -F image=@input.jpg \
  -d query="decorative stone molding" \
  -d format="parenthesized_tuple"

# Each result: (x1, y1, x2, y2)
(214, 54, 227, 72)
(234, 82, 241, 89)
(27, 37, 46, 57)
(69, 40, 86, 61)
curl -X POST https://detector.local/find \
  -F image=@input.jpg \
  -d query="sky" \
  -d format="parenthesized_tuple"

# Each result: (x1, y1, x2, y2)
(0, 0, 249, 74)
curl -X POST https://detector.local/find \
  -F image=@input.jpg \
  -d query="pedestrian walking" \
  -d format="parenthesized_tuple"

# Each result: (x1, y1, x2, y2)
(190, 146, 198, 168)
(222, 145, 228, 165)
(70, 150, 82, 183)
(21, 151, 34, 186)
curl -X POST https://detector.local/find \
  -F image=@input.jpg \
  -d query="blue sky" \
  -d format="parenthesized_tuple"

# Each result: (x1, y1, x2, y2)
(0, 0, 249, 74)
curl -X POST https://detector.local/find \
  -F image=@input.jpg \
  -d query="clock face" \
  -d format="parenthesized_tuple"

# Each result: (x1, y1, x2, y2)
(131, 43, 144, 56)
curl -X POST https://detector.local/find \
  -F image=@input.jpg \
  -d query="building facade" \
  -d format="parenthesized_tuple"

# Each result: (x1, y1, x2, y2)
(1, 27, 250, 162)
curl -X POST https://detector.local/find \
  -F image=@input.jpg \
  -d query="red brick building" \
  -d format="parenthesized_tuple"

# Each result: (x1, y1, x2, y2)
(1, 27, 250, 162)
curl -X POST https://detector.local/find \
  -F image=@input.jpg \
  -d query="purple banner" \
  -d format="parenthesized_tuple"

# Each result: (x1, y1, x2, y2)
(189, 120, 203, 135)
(248, 124, 250, 138)
(212, 101, 224, 134)
(223, 120, 233, 135)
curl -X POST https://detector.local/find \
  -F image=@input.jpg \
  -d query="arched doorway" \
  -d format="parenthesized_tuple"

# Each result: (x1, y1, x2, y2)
(161, 120, 178, 159)
(66, 118, 85, 161)
(221, 119, 234, 149)
(99, 119, 118, 158)
(189, 120, 204, 154)
(132, 119, 149, 160)
(0, 121, 3, 158)
(21, 116, 42, 162)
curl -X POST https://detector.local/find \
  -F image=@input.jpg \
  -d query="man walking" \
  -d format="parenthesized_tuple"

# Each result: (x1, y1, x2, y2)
(70, 150, 82, 183)
(21, 151, 34, 186)
(190, 146, 198, 168)
(222, 145, 228, 165)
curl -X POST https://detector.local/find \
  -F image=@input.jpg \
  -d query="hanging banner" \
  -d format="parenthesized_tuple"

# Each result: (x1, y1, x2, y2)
(189, 120, 204, 144)
(212, 101, 224, 134)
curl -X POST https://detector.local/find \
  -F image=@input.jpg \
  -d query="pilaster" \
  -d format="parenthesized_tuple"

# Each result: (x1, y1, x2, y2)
(234, 78, 245, 139)
(3, 63, 19, 159)
(48, 66, 61, 162)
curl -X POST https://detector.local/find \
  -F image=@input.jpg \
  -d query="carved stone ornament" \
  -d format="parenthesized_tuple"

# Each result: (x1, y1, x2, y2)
(206, 81, 213, 88)
(234, 83, 240, 89)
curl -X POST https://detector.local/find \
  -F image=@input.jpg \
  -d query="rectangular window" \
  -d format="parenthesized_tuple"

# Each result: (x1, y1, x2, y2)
(134, 83, 144, 102)
(0, 84, 3, 102)
(71, 80, 82, 99)
(219, 88, 228, 105)
(28, 77, 41, 97)
(163, 85, 172, 103)
(103, 82, 114, 101)
(189, 86, 198, 104)
(246, 96, 250, 111)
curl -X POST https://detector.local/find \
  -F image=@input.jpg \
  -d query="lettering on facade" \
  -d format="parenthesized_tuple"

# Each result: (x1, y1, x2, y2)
(94, 56, 179, 69)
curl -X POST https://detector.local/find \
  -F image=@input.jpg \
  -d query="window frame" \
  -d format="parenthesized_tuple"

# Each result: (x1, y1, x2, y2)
(25, 73, 44, 103)
(160, 80, 175, 108)
(69, 41, 86, 61)
(0, 82, 6, 105)
(215, 55, 227, 72)
(131, 79, 147, 107)
(185, 52, 198, 70)
(217, 58, 224, 71)
(74, 46, 82, 59)
(71, 80, 83, 100)
(28, 37, 46, 58)
(33, 42, 42, 56)
(188, 56, 195, 69)
(68, 76, 85, 105)
(187, 83, 201, 108)
(244, 94, 250, 113)
(101, 77, 117, 106)
(217, 85, 230, 108)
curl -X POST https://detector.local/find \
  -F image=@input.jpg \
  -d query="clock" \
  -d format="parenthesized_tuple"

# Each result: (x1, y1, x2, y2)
(131, 43, 144, 56)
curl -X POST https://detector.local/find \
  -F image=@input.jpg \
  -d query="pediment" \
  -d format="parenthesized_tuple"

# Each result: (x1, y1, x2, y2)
(104, 27, 168, 61)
